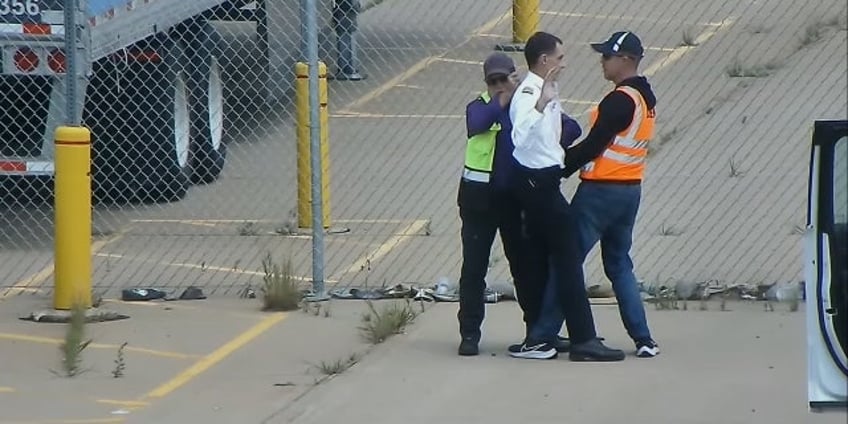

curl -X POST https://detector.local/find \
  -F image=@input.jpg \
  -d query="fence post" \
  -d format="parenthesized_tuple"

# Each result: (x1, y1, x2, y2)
(53, 126, 92, 310)
(303, 0, 327, 299)
(495, 0, 539, 52)
(295, 61, 332, 230)
(64, 0, 80, 124)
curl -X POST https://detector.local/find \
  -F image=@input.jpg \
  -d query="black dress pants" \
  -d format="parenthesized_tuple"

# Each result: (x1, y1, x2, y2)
(457, 179, 538, 341)
(509, 165, 598, 344)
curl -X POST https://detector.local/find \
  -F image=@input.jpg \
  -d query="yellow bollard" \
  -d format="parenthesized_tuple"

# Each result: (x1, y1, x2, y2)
(53, 126, 92, 310)
(295, 61, 332, 229)
(513, 0, 540, 44)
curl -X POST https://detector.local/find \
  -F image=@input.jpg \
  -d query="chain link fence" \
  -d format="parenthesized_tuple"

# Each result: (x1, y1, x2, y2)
(1, 0, 846, 302)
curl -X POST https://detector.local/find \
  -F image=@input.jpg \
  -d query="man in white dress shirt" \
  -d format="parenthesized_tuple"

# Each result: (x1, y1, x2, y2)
(506, 31, 625, 362)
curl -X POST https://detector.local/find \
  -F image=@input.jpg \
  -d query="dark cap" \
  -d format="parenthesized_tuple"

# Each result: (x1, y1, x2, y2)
(590, 31, 644, 58)
(483, 52, 516, 80)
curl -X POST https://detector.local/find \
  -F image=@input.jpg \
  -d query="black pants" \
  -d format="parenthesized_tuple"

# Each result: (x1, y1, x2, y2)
(510, 165, 598, 344)
(457, 180, 538, 341)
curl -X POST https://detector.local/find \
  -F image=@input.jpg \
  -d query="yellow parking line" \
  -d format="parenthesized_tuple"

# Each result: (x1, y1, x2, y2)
(0, 333, 198, 360)
(337, 219, 429, 276)
(560, 98, 597, 105)
(95, 399, 150, 408)
(394, 83, 424, 90)
(476, 32, 508, 38)
(642, 18, 733, 77)
(0, 387, 14, 393)
(140, 313, 287, 401)
(1, 227, 131, 300)
(337, 8, 511, 114)
(435, 57, 483, 66)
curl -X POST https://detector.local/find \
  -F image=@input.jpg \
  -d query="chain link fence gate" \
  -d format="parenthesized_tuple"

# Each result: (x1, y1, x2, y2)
(1, 1, 846, 303)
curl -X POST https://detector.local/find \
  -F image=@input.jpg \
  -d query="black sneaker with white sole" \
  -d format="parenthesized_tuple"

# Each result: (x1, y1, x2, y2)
(635, 339, 660, 358)
(507, 340, 558, 359)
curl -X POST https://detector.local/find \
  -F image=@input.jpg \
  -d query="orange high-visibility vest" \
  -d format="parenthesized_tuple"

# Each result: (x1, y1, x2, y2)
(580, 85, 655, 182)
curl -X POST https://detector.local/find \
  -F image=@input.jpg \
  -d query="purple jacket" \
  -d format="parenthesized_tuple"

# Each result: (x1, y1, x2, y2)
(466, 93, 581, 190)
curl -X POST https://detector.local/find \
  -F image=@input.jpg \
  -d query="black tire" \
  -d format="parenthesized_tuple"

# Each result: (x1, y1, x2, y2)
(89, 33, 193, 204)
(186, 22, 227, 184)
(91, 34, 192, 203)
(132, 34, 193, 202)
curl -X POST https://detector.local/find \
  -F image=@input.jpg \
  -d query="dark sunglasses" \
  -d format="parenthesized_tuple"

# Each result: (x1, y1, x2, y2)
(486, 75, 509, 85)
(602, 53, 633, 61)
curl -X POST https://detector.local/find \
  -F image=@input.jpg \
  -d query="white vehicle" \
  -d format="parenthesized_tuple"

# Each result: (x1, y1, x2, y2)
(1, 0, 326, 202)
(804, 119, 847, 411)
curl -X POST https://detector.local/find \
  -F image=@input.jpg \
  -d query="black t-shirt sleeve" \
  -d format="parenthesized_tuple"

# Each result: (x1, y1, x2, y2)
(562, 91, 636, 178)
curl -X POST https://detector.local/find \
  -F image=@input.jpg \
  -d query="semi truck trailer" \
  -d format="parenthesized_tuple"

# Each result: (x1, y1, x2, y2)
(0, 0, 330, 203)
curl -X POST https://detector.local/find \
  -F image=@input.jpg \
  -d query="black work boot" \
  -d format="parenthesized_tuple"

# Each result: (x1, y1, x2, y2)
(458, 336, 479, 356)
(568, 338, 625, 362)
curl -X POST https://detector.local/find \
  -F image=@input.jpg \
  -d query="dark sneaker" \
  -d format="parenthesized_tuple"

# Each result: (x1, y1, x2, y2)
(458, 337, 479, 356)
(568, 338, 625, 362)
(508, 341, 557, 359)
(635, 339, 660, 358)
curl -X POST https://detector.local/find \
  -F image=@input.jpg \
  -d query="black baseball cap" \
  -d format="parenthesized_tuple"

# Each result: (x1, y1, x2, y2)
(591, 31, 644, 58)
(483, 52, 516, 80)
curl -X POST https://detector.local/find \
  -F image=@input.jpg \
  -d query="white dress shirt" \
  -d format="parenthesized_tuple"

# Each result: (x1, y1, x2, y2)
(509, 70, 564, 169)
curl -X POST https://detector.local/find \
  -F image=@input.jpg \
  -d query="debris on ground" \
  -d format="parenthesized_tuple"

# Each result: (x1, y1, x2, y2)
(329, 279, 517, 303)
(120, 286, 207, 302)
(20, 308, 130, 323)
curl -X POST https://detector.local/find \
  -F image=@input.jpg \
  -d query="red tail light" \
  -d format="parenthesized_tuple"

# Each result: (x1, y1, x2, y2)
(128, 50, 162, 64)
(48, 49, 66, 73)
(14, 48, 39, 73)
(0, 161, 27, 172)
(22, 23, 51, 35)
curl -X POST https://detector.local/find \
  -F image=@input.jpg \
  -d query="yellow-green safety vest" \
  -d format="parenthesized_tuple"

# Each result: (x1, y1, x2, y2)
(463, 91, 500, 183)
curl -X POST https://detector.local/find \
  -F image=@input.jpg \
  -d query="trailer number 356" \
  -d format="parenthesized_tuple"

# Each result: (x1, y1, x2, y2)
(0, 0, 41, 16)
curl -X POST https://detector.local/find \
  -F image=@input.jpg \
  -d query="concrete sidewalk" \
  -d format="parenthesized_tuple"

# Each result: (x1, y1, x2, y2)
(262, 301, 847, 424)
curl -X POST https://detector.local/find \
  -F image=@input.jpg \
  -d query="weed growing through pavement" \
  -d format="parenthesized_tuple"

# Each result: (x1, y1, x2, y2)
(112, 342, 127, 378)
(314, 353, 359, 376)
(729, 158, 746, 177)
(358, 300, 418, 344)
(726, 57, 781, 78)
(53, 302, 92, 378)
(261, 252, 302, 311)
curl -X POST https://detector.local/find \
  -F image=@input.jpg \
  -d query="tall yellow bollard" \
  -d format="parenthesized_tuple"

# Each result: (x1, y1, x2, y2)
(495, 0, 540, 51)
(295, 61, 332, 229)
(53, 126, 92, 310)
(513, 0, 540, 44)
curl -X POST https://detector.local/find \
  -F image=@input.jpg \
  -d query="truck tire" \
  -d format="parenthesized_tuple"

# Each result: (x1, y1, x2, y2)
(133, 35, 192, 202)
(187, 22, 227, 184)
(89, 34, 192, 204)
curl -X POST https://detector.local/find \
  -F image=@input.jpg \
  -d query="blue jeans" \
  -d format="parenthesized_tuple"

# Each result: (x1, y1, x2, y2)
(529, 181, 652, 343)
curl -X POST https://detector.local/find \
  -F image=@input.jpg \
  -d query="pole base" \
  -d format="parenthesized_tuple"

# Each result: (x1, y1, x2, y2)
(291, 226, 352, 235)
(326, 226, 351, 235)
(20, 307, 130, 323)
(494, 43, 526, 52)
(303, 292, 331, 302)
